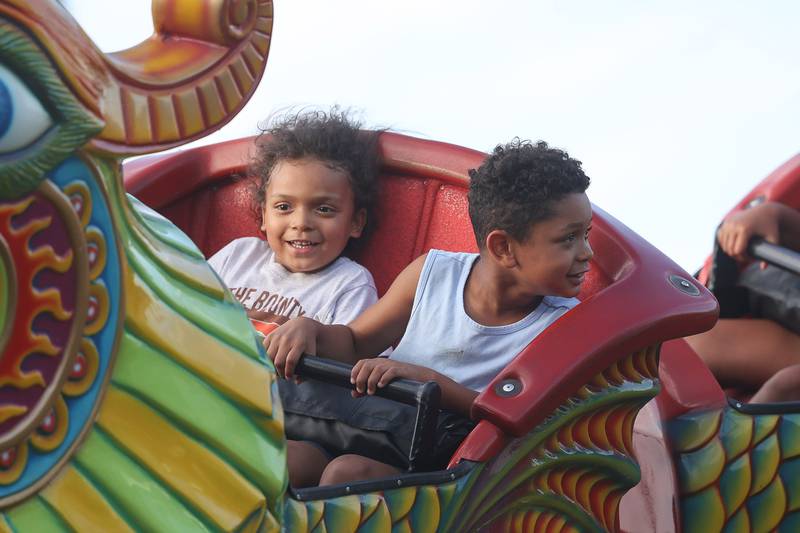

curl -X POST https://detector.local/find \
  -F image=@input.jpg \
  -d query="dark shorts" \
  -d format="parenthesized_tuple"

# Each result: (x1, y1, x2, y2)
(279, 380, 475, 471)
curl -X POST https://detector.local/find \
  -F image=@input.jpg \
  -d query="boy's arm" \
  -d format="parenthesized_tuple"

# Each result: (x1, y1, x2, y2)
(265, 254, 427, 378)
(437, 376, 480, 417)
(350, 358, 478, 417)
(777, 203, 800, 251)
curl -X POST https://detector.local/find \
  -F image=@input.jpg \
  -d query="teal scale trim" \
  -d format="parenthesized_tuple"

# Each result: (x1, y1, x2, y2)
(780, 457, 800, 512)
(777, 511, 800, 533)
(673, 407, 800, 532)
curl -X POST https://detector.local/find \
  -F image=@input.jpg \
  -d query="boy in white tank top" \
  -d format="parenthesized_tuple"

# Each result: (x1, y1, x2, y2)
(266, 139, 594, 487)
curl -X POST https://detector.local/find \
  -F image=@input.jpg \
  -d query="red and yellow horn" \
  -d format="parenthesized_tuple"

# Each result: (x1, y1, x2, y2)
(2, 0, 272, 156)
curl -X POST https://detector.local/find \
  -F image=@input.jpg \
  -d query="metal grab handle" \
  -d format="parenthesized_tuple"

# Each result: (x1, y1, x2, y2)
(294, 355, 442, 471)
(748, 238, 800, 276)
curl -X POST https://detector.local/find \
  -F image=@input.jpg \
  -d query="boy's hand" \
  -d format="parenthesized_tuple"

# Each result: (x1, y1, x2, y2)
(350, 358, 434, 396)
(263, 317, 319, 379)
(718, 203, 780, 262)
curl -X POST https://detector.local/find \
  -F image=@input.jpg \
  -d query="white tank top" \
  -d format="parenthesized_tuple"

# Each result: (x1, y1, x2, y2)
(389, 250, 578, 391)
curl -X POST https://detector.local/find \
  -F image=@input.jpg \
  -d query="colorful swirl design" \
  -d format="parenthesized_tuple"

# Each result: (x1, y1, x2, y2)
(0, 156, 121, 505)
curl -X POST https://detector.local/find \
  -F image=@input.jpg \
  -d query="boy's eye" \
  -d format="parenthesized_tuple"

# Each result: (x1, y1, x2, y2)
(317, 205, 337, 214)
(274, 203, 291, 211)
(585, 226, 592, 239)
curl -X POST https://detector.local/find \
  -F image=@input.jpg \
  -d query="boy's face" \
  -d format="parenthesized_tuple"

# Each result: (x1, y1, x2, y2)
(261, 158, 365, 273)
(511, 192, 594, 298)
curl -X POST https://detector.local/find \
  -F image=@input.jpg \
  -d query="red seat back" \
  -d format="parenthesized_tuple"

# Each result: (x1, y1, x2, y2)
(125, 133, 613, 299)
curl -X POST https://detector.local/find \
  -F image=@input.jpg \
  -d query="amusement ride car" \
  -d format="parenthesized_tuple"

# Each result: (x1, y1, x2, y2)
(15, 0, 799, 531)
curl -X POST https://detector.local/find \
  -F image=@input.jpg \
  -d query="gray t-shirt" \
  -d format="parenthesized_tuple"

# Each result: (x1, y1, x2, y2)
(208, 237, 378, 325)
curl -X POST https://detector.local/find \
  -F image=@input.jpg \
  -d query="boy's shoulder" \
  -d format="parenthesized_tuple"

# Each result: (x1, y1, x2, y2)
(325, 256, 376, 287)
(214, 236, 268, 256)
(424, 249, 477, 267)
(418, 249, 479, 283)
(208, 236, 269, 272)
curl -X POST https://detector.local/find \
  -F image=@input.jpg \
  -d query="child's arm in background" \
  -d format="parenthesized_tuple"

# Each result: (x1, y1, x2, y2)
(718, 202, 800, 260)
(265, 255, 427, 379)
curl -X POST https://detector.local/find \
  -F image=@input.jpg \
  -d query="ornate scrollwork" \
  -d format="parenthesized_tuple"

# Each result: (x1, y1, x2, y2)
(0, 158, 121, 507)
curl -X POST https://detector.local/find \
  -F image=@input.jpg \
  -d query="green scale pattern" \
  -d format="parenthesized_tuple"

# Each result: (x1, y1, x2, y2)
(672, 408, 800, 533)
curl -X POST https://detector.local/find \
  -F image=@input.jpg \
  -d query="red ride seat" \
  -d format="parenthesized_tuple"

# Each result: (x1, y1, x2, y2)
(125, 132, 715, 470)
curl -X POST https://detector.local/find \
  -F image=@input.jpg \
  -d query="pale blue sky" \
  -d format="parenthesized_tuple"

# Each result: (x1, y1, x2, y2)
(65, 1, 800, 272)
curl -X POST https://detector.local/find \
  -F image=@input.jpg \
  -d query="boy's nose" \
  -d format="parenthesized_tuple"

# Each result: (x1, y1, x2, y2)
(290, 209, 313, 230)
(579, 240, 594, 262)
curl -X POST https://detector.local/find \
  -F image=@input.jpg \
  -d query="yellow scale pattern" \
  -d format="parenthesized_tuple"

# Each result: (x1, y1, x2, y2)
(673, 407, 800, 533)
(285, 484, 457, 533)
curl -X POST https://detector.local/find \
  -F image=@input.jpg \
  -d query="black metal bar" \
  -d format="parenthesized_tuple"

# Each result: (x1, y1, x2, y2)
(291, 460, 477, 502)
(294, 355, 439, 407)
(749, 238, 800, 276)
(294, 355, 442, 471)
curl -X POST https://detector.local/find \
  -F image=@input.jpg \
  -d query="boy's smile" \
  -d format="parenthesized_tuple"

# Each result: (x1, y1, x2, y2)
(262, 158, 365, 273)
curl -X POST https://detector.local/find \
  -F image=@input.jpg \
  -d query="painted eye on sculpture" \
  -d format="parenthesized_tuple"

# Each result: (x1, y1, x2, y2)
(0, 63, 52, 154)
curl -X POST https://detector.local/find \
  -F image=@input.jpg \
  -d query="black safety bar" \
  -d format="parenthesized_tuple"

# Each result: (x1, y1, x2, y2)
(749, 238, 800, 276)
(295, 355, 442, 471)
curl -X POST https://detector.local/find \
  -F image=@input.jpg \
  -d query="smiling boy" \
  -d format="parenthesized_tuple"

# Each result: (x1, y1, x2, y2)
(262, 158, 366, 275)
(208, 109, 382, 327)
(266, 138, 593, 486)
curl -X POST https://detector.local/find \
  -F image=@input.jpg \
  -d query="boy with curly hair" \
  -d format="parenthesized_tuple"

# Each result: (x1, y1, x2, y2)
(209, 108, 381, 327)
(268, 139, 594, 486)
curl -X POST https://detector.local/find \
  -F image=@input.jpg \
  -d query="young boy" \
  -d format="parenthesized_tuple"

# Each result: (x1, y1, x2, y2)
(208, 109, 381, 327)
(209, 110, 392, 488)
(266, 139, 594, 486)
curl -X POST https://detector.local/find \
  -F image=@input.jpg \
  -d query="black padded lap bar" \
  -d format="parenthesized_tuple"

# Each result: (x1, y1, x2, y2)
(295, 356, 441, 407)
(294, 355, 442, 471)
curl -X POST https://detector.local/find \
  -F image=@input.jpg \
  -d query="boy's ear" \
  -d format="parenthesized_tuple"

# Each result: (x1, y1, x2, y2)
(260, 209, 268, 235)
(485, 230, 518, 268)
(350, 208, 367, 238)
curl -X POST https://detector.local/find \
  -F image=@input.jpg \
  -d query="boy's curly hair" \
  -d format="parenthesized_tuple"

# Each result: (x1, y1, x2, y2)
(250, 108, 382, 247)
(468, 139, 590, 247)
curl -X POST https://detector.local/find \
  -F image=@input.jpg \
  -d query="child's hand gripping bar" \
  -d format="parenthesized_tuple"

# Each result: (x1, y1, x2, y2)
(294, 355, 442, 471)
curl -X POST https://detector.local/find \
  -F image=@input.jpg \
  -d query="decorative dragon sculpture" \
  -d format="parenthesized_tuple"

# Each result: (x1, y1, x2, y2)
(0, 0, 286, 529)
(0, 1, 721, 531)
